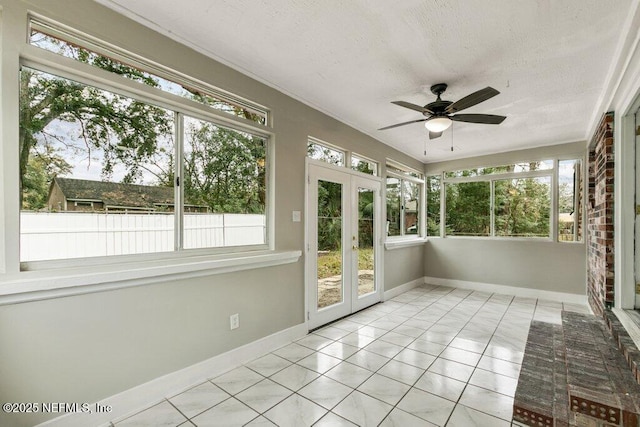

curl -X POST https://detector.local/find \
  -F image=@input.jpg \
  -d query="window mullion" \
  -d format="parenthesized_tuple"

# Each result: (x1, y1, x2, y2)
(490, 180, 495, 237)
(175, 112, 184, 251)
(400, 179, 405, 235)
(552, 159, 559, 241)
(440, 173, 446, 237)
(420, 179, 426, 237)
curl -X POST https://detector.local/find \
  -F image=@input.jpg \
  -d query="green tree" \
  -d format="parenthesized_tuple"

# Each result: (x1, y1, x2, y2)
(358, 189, 374, 249)
(19, 61, 173, 207)
(444, 162, 551, 237)
(22, 144, 72, 210)
(494, 178, 550, 237)
(426, 176, 441, 236)
(445, 181, 491, 236)
(183, 122, 266, 213)
(386, 177, 401, 236)
(558, 182, 574, 213)
(21, 33, 264, 210)
(318, 181, 343, 251)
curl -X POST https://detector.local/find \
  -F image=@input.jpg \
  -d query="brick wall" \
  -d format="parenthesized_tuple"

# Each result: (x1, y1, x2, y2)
(586, 112, 615, 316)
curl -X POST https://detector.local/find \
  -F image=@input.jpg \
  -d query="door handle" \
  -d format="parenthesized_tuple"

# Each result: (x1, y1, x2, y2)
(353, 245, 358, 250)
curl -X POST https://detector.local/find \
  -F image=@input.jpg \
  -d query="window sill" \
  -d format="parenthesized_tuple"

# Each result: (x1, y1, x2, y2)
(0, 250, 302, 305)
(384, 238, 427, 250)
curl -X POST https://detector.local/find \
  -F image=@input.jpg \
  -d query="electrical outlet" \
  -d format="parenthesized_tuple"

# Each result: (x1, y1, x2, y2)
(230, 313, 240, 330)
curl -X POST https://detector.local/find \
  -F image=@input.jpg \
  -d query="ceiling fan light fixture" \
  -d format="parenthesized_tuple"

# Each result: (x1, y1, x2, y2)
(424, 116, 452, 132)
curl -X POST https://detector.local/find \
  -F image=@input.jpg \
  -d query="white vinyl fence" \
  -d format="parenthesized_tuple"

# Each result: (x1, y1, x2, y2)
(20, 212, 266, 262)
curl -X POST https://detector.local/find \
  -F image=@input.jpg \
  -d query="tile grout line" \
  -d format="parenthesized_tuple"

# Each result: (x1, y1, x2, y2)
(299, 285, 457, 425)
(429, 290, 512, 426)
(442, 292, 534, 426)
(124, 285, 542, 426)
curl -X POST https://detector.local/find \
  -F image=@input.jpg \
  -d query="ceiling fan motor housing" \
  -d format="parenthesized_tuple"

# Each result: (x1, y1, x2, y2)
(425, 83, 453, 116)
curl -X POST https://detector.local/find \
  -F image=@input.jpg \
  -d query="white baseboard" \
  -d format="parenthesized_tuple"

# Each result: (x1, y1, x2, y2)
(37, 323, 308, 427)
(384, 278, 425, 301)
(423, 276, 588, 305)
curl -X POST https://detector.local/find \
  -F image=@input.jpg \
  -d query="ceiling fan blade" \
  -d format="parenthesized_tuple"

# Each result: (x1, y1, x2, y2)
(378, 118, 427, 130)
(445, 87, 500, 113)
(451, 114, 506, 124)
(391, 101, 434, 114)
(429, 131, 443, 140)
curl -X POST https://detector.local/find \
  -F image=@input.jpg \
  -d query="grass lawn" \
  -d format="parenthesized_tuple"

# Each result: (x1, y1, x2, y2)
(317, 247, 374, 279)
(316, 247, 375, 308)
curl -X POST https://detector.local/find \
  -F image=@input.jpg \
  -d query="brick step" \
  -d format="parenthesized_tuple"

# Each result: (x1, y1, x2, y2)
(513, 321, 568, 426)
(604, 311, 640, 385)
(513, 311, 640, 427)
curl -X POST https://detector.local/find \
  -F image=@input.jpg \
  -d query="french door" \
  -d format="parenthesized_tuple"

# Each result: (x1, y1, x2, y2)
(307, 162, 382, 329)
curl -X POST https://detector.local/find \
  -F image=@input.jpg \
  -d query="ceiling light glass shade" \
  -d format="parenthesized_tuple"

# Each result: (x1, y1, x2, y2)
(424, 116, 452, 132)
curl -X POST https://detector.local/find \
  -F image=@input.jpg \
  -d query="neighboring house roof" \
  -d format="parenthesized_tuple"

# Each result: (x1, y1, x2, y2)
(51, 177, 203, 210)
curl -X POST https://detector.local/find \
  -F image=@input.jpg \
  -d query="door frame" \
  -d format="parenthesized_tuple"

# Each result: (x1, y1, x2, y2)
(304, 158, 384, 330)
(616, 97, 640, 310)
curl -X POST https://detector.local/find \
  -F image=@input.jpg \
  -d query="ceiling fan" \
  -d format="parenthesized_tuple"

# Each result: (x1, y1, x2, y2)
(379, 83, 506, 139)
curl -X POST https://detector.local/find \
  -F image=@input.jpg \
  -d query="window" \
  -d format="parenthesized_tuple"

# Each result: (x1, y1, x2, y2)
(386, 177, 402, 237)
(351, 154, 378, 176)
(307, 141, 345, 166)
(426, 175, 441, 236)
(558, 159, 583, 242)
(306, 141, 379, 176)
(445, 182, 491, 236)
(19, 24, 269, 264)
(386, 163, 423, 237)
(494, 177, 551, 237)
(182, 116, 267, 249)
(444, 161, 553, 178)
(434, 159, 583, 241)
(28, 19, 267, 125)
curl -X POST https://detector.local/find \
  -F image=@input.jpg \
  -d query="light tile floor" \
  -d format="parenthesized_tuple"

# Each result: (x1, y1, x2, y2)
(112, 285, 591, 426)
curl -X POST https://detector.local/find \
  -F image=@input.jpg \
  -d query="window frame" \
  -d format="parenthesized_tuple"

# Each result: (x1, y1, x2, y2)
(556, 157, 585, 244)
(385, 160, 425, 241)
(19, 60, 273, 267)
(306, 138, 380, 177)
(28, 16, 269, 125)
(426, 174, 442, 237)
(0, 12, 302, 302)
(431, 156, 585, 242)
(350, 153, 379, 176)
(307, 138, 346, 167)
(443, 164, 554, 240)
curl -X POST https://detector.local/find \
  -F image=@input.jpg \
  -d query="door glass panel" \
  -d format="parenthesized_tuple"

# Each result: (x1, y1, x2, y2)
(317, 180, 343, 309)
(358, 187, 375, 296)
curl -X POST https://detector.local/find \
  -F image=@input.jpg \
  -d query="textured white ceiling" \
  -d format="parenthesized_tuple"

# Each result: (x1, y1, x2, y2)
(96, 0, 632, 163)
